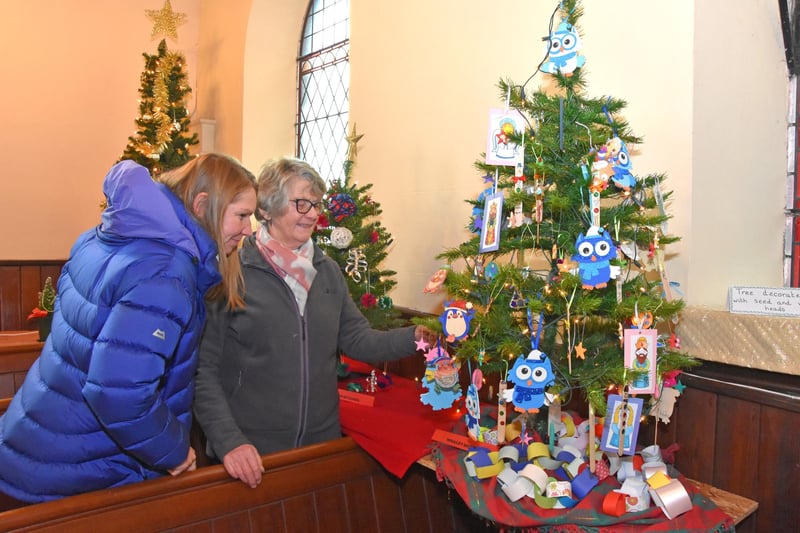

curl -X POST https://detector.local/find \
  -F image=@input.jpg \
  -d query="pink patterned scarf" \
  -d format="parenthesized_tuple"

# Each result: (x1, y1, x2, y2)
(254, 224, 317, 314)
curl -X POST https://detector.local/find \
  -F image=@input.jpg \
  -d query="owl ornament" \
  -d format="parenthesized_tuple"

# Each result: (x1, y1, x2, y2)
(419, 345, 462, 411)
(539, 21, 586, 76)
(502, 349, 556, 414)
(573, 226, 621, 290)
(439, 300, 476, 343)
(606, 136, 637, 191)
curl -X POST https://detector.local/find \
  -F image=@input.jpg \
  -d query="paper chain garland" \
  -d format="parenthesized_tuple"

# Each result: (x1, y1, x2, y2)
(463, 441, 692, 519)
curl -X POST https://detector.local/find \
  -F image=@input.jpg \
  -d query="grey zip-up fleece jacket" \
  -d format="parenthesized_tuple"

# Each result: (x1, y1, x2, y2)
(193, 235, 417, 460)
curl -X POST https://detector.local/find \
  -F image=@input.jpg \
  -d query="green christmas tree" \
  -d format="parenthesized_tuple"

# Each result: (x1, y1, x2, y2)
(316, 126, 405, 331)
(415, 0, 697, 422)
(118, 38, 198, 175)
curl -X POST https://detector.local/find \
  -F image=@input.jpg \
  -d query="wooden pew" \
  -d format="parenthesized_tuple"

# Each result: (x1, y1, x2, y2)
(0, 331, 41, 398)
(0, 437, 478, 532)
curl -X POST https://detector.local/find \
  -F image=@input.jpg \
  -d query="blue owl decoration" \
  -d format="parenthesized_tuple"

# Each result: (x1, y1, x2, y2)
(439, 300, 476, 343)
(502, 349, 555, 413)
(573, 226, 618, 290)
(540, 21, 586, 75)
(609, 138, 637, 190)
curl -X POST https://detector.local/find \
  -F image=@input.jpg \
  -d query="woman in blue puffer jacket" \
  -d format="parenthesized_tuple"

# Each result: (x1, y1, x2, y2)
(0, 154, 256, 504)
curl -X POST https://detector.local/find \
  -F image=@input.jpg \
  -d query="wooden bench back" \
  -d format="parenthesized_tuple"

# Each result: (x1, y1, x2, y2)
(0, 436, 465, 532)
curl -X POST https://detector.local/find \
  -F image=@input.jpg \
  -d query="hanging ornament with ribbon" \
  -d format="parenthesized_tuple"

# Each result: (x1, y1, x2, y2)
(345, 248, 368, 283)
(502, 306, 555, 414)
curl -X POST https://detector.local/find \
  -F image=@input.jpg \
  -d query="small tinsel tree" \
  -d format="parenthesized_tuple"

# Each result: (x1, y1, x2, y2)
(118, 38, 197, 175)
(415, 0, 697, 430)
(316, 125, 404, 331)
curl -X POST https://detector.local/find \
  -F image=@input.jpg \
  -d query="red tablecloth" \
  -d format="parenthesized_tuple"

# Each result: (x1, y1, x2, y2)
(338, 368, 461, 477)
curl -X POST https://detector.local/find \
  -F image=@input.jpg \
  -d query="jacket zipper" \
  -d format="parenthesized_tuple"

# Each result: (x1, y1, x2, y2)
(243, 245, 312, 449)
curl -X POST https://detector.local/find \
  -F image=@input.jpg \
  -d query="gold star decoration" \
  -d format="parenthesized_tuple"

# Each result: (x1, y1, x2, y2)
(574, 342, 587, 360)
(346, 123, 365, 162)
(146, 0, 187, 41)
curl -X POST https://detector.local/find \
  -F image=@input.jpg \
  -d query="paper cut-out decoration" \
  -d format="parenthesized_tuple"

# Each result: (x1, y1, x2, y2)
(420, 346, 462, 410)
(423, 268, 448, 293)
(486, 108, 526, 165)
(573, 226, 620, 289)
(608, 138, 637, 191)
(599, 394, 643, 456)
(540, 21, 586, 75)
(439, 300, 476, 342)
(624, 328, 658, 394)
(651, 386, 681, 424)
(479, 191, 504, 253)
(502, 349, 555, 413)
(465, 383, 481, 440)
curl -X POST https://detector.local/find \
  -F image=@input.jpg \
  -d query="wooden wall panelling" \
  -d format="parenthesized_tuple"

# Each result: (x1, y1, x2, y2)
(0, 261, 65, 331)
(713, 396, 761, 500)
(757, 404, 800, 530)
(0, 265, 22, 331)
(671, 386, 718, 482)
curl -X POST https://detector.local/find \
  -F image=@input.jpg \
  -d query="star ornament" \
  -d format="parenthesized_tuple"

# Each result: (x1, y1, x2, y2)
(147, 0, 187, 41)
(574, 341, 587, 360)
(346, 123, 365, 161)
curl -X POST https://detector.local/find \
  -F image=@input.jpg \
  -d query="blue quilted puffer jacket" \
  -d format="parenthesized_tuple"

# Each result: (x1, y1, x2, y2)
(0, 161, 221, 502)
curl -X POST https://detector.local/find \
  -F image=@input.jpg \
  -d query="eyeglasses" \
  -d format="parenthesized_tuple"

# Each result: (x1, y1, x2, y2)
(289, 198, 326, 214)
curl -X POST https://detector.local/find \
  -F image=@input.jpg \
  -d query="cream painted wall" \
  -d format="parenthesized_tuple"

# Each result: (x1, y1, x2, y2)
(0, 0, 200, 259)
(196, 0, 252, 158)
(1, 0, 790, 318)
(241, 0, 306, 174)
(691, 0, 787, 304)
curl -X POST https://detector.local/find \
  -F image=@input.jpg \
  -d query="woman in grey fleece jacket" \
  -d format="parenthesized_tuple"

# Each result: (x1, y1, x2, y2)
(194, 157, 437, 489)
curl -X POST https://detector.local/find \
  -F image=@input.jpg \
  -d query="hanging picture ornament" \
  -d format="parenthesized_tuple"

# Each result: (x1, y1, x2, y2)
(345, 248, 368, 282)
(465, 379, 483, 441)
(539, 20, 586, 75)
(471, 187, 495, 233)
(329, 226, 353, 249)
(573, 226, 621, 290)
(328, 193, 357, 221)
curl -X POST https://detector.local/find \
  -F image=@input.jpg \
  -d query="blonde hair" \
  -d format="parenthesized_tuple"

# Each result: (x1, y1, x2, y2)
(158, 153, 256, 309)
(254, 157, 327, 223)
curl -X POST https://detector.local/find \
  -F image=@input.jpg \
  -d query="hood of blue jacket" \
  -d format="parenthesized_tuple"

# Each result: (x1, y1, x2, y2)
(99, 160, 220, 293)
(101, 160, 200, 257)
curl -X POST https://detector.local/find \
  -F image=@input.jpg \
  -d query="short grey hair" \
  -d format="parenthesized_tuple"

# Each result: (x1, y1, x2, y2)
(254, 157, 327, 223)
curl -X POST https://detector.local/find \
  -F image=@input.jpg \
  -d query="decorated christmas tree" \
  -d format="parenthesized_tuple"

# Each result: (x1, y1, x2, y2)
(316, 125, 405, 331)
(415, 0, 697, 433)
(118, 0, 197, 175)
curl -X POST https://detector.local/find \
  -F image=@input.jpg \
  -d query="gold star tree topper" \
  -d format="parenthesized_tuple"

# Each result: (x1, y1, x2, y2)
(146, 0, 187, 41)
(346, 123, 365, 162)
